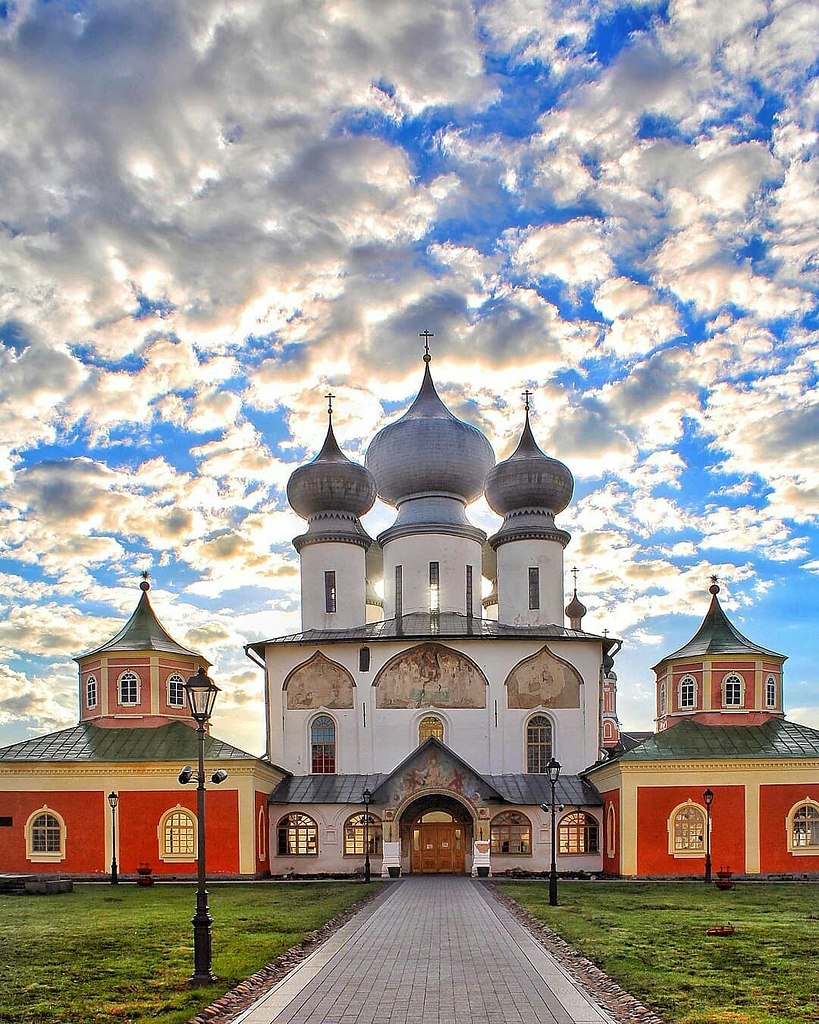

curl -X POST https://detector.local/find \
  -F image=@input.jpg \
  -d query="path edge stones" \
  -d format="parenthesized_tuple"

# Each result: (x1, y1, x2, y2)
(488, 883, 668, 1024)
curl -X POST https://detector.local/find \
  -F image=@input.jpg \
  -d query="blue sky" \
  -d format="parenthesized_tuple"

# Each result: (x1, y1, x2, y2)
(0, 0, 816, 754)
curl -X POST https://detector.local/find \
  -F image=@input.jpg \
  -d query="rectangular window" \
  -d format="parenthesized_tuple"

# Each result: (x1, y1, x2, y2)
(724, 679, 742, 706)
(324, 571, 337, 613)
(0, 817, 12, 827)
(465, 565, 473, 614)
(429, 561, 440, 612)
(359, 646, 370, 672)
(528, 567, 540, 610)
(395, 565, 403, 617)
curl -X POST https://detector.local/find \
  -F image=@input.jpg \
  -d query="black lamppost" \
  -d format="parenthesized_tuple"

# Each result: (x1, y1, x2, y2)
(362, 788, 372, 883)
(181, 667, 221, 986)
(107, 792, 119, 885)
(540, 756, 562, 907)
(703, 788, 714, 884)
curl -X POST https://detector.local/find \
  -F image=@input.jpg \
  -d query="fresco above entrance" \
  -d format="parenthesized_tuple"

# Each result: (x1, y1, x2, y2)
(284, 652, 355, 709)
(374, 642, 487, 708)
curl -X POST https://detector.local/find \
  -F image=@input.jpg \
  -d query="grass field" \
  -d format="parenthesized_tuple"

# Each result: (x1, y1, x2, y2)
(497, 881, 819, 1024)
(0, 881, 380, 1024)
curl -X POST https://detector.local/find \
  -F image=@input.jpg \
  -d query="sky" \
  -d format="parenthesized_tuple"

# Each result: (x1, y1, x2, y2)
(0, 0, 816, 757)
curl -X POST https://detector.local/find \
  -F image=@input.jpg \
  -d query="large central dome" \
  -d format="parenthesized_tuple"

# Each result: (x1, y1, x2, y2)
(365, 360, 495, 508)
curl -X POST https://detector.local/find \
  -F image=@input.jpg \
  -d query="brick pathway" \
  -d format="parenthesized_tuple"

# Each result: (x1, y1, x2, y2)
(233, 877, 614, 1024)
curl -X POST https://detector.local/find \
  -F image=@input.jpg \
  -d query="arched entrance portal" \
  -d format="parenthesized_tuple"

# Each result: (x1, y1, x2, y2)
(400, 794, 474, 875)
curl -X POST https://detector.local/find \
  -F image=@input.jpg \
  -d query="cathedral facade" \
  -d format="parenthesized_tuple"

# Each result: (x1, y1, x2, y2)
(1, 348, 817, 880)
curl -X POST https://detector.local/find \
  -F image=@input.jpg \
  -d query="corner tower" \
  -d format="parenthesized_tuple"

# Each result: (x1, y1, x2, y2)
(365, 343, 495, 617)
(287, 398, 377, 630)
(484, 396, 573, 625)
(653, 579, 787, 730)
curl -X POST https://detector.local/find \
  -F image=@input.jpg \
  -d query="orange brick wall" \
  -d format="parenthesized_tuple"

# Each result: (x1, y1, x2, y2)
(759, 784, 819, 873)
(0, 792, 105, 874)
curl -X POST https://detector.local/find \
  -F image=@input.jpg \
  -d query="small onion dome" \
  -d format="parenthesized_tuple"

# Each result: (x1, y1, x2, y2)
(365, 361, 495, 508)
(485, 410, 573, 518)
(287, 420, 376, 520)
(565, 590, 587, 622)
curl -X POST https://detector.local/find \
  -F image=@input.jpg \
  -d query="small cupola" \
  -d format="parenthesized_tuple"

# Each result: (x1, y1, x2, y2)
(565, 567, 587, 629)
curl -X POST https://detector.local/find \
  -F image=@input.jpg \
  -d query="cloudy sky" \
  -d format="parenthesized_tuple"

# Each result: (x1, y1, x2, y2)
(1, 0, 816, 755)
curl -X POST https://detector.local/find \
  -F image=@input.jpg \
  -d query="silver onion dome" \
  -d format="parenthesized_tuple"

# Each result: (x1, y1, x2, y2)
(365, 361, 495, 508)
(485, 411, 573, 517)
(287, 420, 376, 520)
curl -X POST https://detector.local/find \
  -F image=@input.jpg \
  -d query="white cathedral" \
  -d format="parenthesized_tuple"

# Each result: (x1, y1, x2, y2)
(251, 345, 616, 877)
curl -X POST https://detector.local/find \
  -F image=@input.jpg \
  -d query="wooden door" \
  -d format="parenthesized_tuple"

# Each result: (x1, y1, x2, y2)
(411, 824, 465, 874)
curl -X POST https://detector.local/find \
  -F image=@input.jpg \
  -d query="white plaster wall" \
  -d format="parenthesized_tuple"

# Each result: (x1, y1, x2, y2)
(496, 539, 566, 626)
(299, 542, 367, 630)
(264, 638, 602, 777)
(382, 534, 483, 616)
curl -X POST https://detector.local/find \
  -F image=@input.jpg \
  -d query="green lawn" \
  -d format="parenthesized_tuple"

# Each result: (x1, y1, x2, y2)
(0, 882, 380, 1024)
(497, 881, 819, 1024)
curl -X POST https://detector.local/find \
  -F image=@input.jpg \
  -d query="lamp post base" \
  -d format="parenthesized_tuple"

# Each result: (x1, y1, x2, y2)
(190, 908, 216, 986)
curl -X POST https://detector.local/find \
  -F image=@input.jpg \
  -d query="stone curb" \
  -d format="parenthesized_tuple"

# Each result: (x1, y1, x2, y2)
(488, 884, 668, 1024)
(186, 884, 388, 1024)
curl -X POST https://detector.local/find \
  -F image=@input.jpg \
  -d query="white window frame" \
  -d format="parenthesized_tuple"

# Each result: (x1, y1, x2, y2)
(157, 805, 197, 862)
(26, 805, 67, 863)
(606, 803, 616, 859)
(765, 675, 777, 709)
(118, 670, 140, 706)
(786, 799, 819, 856)
(722, 673, 744, 708)
(659, 681, 667, 714)
(258, 806, 267, 862)
(86, 674, 98, 709)
(524, 712, 555, 774)
(668, 800, 707, 858)
(678, 675, 697, 711)
(167, 672, 186, 707)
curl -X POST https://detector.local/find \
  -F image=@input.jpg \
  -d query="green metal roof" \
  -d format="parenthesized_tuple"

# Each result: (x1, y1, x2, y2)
(76, 590, 207, 662)
(653, 592, 783, 669)
(0, 721, 265, 763)
(611, 718, 819, 762)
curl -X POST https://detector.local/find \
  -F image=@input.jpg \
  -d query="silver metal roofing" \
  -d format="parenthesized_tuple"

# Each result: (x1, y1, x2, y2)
(247, 611, 612, 656)
(365, 361, 495, 508)
(485, 410, 573, 518)
(287, 418, 376, 520)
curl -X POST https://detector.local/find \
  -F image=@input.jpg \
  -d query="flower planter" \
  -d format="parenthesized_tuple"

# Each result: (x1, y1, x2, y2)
(387, 866, 400, 879)
(476, 866, 490, 878)
(136, 864, 154, 887)
(715, 867, 734, 891)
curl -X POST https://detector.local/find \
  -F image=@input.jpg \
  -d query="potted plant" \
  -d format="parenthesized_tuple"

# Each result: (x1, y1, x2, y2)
(476, 865, 490, 878)
(387, 865, 400, 878)
(136, 863, 154, 886)
(715, 866, 734, 890)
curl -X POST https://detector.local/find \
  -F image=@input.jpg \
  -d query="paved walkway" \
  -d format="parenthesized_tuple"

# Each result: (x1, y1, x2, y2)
(233, 877, 614, 1024)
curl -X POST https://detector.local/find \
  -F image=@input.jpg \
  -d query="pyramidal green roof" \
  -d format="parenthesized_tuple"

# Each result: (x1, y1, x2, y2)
(0, 721, 265, 763)
(653, 591, 783, 670)
(613, 718, 819, 762)
(76, 589, 207, 662)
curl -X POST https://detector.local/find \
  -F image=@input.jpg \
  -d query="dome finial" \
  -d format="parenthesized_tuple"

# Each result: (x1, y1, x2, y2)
(325, 390, 335, 423)
(709, 573, 720, 596)
(139, 570, 151, 592)
(419, 329, 434, 363)
(522, 387, 533, 414)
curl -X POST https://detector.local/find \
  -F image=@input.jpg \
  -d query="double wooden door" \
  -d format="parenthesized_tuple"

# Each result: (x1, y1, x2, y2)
(410, 823, 465, 874)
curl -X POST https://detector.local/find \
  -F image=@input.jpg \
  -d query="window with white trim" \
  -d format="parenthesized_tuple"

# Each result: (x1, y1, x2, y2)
(723, 674, 743, 707)
(277, 813, 318, 855)
(659, 681, 667, 714)
(787, 801, 819, 854)
(118, 670, 140, 705)
(258, 806, 267, 861)
(765, 675, 777, 709)
(419, 715, 444, 743)
(158, 807, 196, 861)
(559, 812, 599, 854)
(606, 803, 616, 859)
(311, 715, 336, 773)
(679, 675, 696, 710)
(86, 674, 98, 709)
(343, 813, 383, 856)
(526, 714, 552, 774)
(26, 807, 66, 863)
(669, 802, 706, 856)
(167, 673, 186, 707)
(490, 811, 532, 855)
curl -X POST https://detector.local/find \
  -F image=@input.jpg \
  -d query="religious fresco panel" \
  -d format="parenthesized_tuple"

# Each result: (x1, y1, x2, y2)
(506, 646, 582, 709)
(284, 652, 355, 709)
(374, 642, 487, 709)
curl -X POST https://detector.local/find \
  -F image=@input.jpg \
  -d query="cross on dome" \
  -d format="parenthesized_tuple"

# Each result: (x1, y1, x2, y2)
(522, 388, 533, 412)
(419, 329, 434, 363)
(325, 391, 335, 419)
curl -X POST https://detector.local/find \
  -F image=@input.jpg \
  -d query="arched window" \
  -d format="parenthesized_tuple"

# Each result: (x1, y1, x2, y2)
(558, 812, 599, 854)
(343, 813, 383, 856)
(490, 811, 532, 856)
(419, 715, 444, 743)
(722, 673, 744, 707)
(118, 670, 140, 705)
(311, 715, 336, 773)
(670, 802, 706, 855)
(277, 813, 318, 855)
(258, 806, 267, 861)
(765, 675, 777, 708)
(158, 807, 196, 861)
(167, 673, 186, 707)
(359, 646, 371, 672)
(679, 676, 696, 710)
(606, 803, 616, 859)
(86, 674, 98, 709)
(788, 801, 819, 853)
(26, 807, 66, 863)
(526, 714, 552, 773)
(659, 681, 667, 714)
